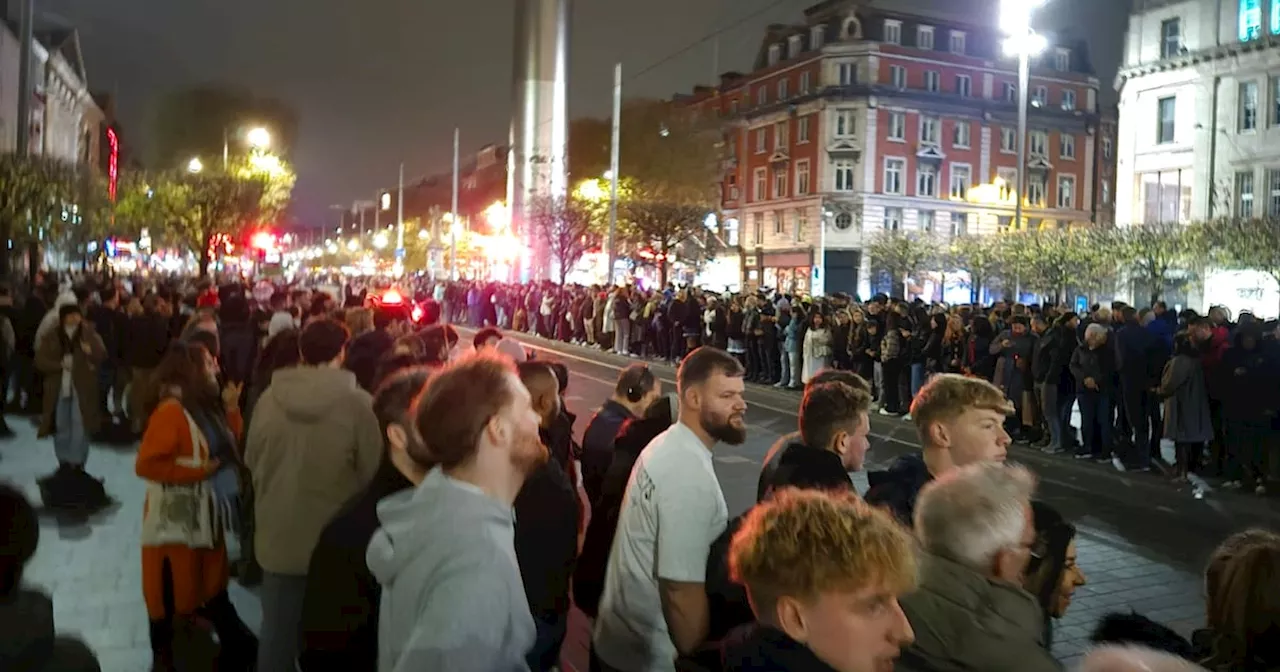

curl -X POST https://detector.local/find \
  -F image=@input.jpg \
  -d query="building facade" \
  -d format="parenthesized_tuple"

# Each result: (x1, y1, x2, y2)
(1116, 0, 1280, 314)
(693, 0, 1113, 298)
(0, 25, 102, 164)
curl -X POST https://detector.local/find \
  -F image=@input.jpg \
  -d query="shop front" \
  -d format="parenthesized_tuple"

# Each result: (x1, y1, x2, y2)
(760, 250, 814, 296)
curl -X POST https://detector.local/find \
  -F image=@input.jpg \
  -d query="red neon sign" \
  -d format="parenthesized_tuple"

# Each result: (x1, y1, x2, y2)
(106, 128, 119, 201)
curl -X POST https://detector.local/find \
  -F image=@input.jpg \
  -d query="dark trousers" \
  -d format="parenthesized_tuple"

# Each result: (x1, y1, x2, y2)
(1120, 384, 1159, 468)
(761, 338, 779, 382)
(881, 359, 905, 413)
(1078, 389, 1113, 458)
(526, 611, 569, 672)
(1225, 420, 1270, 484)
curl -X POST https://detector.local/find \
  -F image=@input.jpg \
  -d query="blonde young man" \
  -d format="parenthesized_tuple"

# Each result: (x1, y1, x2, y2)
(865, 373, 1013, 524)
(706, 488, 917, 672)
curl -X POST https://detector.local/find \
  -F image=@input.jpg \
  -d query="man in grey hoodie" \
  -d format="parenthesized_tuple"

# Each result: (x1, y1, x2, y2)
(368, 351, 547, 672)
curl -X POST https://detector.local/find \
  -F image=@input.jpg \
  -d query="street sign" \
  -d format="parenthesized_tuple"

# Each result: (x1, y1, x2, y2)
(1075, 295, 1088, 315)
(395, 248, 405, 260)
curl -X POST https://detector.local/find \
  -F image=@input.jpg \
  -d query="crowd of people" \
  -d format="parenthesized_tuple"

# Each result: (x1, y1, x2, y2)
(446, 279, 1280, 491)
(0, 270, 1276, 672)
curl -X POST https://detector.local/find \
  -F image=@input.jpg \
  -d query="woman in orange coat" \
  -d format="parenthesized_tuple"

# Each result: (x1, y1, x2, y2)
(136, 341, 257, 671)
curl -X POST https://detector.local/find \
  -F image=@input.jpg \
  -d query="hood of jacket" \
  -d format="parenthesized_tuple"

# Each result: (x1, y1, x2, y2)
(865, 452, 932, 525)
(262, 365, 363, 423)
(758, 434, 851, 502)
(721, 625, 840, 672)
(899, 553, 1056, 672)
(366, 467, 515, 588)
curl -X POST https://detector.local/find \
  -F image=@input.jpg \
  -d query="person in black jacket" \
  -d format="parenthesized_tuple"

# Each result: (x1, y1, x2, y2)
(297, 366, 433, 672)
(514, 361, 581, 672)
(580, 363, 660, 506)
(1216, 323, 1280, 494)
(1071, 323, 1118, 460)
(574, 394, 677, 619)
(864, 374, 1013, 525)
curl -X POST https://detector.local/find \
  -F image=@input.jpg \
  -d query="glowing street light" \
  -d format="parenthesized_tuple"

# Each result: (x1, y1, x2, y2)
(999, 0, 1048, 238)
(417, 229, 429, 240)
(187, 157, 203, 174)
(373, 231, 390, 249)
(325, 242, 338, 254)
(246, 127, 271, 150)
(484, 201, 510, 228)
(575, 178, 607, 202)
(346, 238, 360, 252)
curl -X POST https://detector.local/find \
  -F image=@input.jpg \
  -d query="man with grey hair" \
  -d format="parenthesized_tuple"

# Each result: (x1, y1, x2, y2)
(1070, 323, 1117, 462)
(896, 463, 1061, 672)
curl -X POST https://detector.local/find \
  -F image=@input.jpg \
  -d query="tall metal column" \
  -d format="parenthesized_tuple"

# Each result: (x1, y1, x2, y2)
(509, 0, 571, 282)
(606, 62, 621, 287)
(1014, 49, 1029, 300)
(15, 0, 33, 157)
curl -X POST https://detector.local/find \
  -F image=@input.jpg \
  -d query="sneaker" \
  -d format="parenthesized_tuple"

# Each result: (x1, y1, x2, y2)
(1256, 484, 1268, 495)
(1042, 445, 1065, 455)
(1222, 480, 1243, 489)
(878, 408, 896, 416)
(901, 413, 912, 421)
(1073, 452, 1093, 460)
(1112, 457, 1127, 472)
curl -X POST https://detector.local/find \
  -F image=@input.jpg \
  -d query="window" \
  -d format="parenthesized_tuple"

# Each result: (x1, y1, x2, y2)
(777, 78, 790, 100)
(997, 215, 1014, 232)
(1029, 130, 1048, 156)
(754, 213, 764, 244)
(768, 44, 784, 66)
(795, 209, 807, 242)
(800, 71, 812, 93)
(1101, 181, 1111, 205)
(1161, 18, 1181, 58)
(888, 111, 906, 141)
(1241, 81, 1259, 131)
(755, 128, 767, 154)
(1237, 171, 1255, 216)
(796, 160, 811, 195)
(997, 167, 1018, 199)
(1241, 0, 1262, 41)
(917, 25, 934, 49)
(884, 158, 905, 194)
(1000, 127, 1017, 153)
(1062, 89, 1076, 111)
(835, 160, 856, 191)
(773, 168, 787, 199)
(1033, 85, 1048, 106)
(884, 207, 903, 231)
(1061, 134, 1076, 160)
(950, 164, 971, 199)
(757, 86, 768, 106)
(728, 174, 739, 201)
(917, 165, 937, 197)
(1002, 82, 1017, 102)
(775, 121, 789, 150)
(788, 34, 803, 58)
(924, 70, 940, 92)
(890, 65, 907, 88)
(753, 167, 767, 201)
(919, 210, 935, 233)
(950, 30, 966, 54)
(774, 210, 786, 234)
(1158, 96, 1177, 143)
(811, 25, 825, 50)
(953, 121, 971, 148)
(1269, 170, 1280, 215)
(1028, 176, 1046, 206)
(838, 62, 857, 86)
(798, 116, 811, 143)
(1272, 75, 1280, 125)
(1054, 48, 1070, 71)
(1103, 137, 1113, 159)
(835, 212, 854, 230)
(920, 115, 940, 144)
(955, 75, 972, 97)
(884, 19, 901, 44)
(950, 212, 967, 236)
(835, 109, 856, 137)
(1056, 175, 1075, 208)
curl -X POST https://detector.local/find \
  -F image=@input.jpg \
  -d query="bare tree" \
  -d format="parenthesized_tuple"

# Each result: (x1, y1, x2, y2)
(528, 194, 598, 285)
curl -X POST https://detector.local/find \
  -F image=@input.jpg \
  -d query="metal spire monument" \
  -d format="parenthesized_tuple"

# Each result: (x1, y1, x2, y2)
(508, 0, 570, 282)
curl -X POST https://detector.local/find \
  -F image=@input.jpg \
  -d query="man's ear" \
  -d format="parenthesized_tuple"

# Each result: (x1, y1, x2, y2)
(386, 424, 408, 453)
(927, 420, 949, 449)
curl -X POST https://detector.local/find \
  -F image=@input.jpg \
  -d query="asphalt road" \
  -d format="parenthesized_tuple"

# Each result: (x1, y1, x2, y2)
(467, 327, 1280, 668)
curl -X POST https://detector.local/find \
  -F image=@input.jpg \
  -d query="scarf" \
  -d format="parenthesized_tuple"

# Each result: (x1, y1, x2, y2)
(57, 326, 79, 398)
(184, 398, 241, 534)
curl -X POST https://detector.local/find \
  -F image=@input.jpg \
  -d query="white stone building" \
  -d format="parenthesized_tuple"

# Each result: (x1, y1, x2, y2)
(0, 24, 102, 164)
(1117, 0, 1280, 316)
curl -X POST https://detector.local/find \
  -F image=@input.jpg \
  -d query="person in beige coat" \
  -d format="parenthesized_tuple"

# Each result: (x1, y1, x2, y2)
(246, 317, 382, 672)
(35, 303, 107, 511)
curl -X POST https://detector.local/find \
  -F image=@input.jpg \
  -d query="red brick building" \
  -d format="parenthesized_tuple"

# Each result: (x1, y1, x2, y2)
(687, 0, 1116, 297)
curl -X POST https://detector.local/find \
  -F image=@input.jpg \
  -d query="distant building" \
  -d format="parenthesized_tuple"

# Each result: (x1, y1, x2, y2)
(1116, 0, 1280, 315)
(687, 0, 1114, 298)
(0, 23, 103, 166)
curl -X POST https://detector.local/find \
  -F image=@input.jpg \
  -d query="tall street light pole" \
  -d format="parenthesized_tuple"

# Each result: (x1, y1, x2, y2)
(606, 62, 622, 287)
(1000, 0, 1046, 301)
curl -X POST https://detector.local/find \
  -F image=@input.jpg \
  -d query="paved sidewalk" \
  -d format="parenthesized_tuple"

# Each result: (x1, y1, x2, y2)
(0, 421, 260, 672)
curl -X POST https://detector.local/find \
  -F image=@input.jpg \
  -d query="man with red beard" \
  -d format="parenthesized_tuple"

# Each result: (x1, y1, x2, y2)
(367, 352, 547, 671)
(593, 347, 747, 671)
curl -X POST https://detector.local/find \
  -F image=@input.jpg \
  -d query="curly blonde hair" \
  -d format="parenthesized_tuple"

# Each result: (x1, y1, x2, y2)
(729, 488, 917, 617)
(909, 373, 1013, 445)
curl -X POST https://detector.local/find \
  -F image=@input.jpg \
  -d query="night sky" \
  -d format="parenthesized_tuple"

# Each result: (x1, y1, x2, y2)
(38, 0, 1125, 227)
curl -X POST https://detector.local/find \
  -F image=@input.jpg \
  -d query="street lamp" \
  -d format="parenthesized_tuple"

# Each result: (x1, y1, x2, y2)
(1000, 0, 1047, 243)
(224, 125, 272, 168)
(187, 157, 203, 174)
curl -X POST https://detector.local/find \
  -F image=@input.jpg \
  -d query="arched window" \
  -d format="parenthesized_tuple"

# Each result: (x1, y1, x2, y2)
(841, 16, 861, 40)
